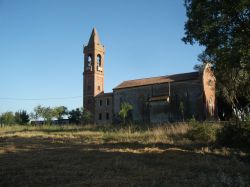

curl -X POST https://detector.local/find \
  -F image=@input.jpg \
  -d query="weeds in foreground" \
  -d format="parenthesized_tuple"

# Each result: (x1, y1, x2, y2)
(187, 122, 218, 144)
(1, 122, 249, 150)
(217, 123, 250, 148)
(0, 123, 250, 186)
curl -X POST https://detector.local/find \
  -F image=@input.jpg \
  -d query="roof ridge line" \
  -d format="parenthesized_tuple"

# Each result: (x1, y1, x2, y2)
(120, 71, 198, 83)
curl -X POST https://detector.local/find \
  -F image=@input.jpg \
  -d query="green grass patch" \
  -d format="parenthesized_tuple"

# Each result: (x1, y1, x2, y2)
(187, 122, 218, 144)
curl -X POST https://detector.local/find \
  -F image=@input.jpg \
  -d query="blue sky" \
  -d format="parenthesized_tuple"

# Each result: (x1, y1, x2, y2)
(0, 0, 203, 114)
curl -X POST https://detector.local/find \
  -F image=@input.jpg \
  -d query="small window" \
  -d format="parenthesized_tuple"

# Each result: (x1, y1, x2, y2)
(97, 54, 101, 66)
(87, 55, 92, 66)
(99, 99, 102, 106)
(86, 54, 93, 71)
(98, 85, 101, 91)
(99, 113, 102, 120)
(106, 98, 110, 106)
(106, 113, 109, 120)
(88, 55, 92, 62)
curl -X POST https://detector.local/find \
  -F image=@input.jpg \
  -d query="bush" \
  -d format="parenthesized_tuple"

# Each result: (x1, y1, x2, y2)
(216, 123, 250, 148)
(187, 120, 217, 144)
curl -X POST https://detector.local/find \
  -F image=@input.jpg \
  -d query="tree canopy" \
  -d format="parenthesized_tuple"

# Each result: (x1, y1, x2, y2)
(0, 112, 15, 125)
(183, 0, 250, 118)
(15, 110, 29, 125)
(68, 108, 83, 124)
(53, 106, 68, 122)
(34, 105, 54, 124)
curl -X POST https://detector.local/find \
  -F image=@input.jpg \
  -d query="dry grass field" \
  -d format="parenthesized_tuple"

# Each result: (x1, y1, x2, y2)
(0, 124, 250, 186)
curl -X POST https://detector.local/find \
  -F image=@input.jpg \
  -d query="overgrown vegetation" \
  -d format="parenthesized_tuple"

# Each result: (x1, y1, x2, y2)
(217, 122, 250, 148)
(187, 119, 250, 149)
(187, 120, 217, 144)
(0, 122, 249, 150)
(0, 123, 249, 186)
(182, 0, 250, 162)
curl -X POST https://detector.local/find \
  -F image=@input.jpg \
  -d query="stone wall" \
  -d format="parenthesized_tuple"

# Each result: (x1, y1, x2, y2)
(113, 78, 205, 123)
(94, 94, 113, 124)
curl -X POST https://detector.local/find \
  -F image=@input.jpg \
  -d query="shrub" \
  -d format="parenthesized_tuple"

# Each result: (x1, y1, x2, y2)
(82, 109, 92, 124)
(216, 123, 250, 148)
(119, 102, 133, 124)
(187, 120, 217, 144)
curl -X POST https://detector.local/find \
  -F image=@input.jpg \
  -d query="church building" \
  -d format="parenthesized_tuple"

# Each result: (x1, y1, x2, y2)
(83, 28, 216, 124)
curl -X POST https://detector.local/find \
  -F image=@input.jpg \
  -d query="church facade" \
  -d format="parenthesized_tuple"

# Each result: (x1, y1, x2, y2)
(83, 28, 216, 124)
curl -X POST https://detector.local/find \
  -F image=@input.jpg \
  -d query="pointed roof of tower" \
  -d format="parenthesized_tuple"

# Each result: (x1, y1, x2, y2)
(88, 27, 102, 46)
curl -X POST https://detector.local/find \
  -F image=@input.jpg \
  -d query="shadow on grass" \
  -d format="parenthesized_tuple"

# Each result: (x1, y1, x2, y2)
(1, 136, 250, 186)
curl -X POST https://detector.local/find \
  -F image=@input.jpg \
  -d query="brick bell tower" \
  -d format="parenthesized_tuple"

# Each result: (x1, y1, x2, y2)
(83, 28, 105, 117)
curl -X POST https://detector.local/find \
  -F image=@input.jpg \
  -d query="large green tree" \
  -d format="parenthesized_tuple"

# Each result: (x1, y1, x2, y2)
(68, 108, 83, 124)
(183, 0, 250, 119)
(15, 110, 29, 125)
(53, 106, 68, 123)
(34, 105, 54, 125)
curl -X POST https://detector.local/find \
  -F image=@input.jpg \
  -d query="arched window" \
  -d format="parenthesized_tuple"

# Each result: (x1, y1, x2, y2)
(97, 54, 101, 67)
(87, 54, 92, 67)
(86, 54, 93, 71)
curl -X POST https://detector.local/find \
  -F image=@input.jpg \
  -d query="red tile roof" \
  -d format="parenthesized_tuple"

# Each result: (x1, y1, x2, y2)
(95, 92, 113, 98)
(113, 72, 200, 90)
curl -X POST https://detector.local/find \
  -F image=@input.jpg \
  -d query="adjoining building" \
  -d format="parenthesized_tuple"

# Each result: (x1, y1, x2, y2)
(83, 28, 216, 124)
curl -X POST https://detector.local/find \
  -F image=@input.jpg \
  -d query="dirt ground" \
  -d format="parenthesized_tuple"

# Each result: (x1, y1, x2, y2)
(0, 126, 250, 186)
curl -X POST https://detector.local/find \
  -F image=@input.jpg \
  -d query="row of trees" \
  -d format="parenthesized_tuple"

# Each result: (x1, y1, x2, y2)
(0, 105, 92, 125)
(0, 102, 135, 126)
(0, 110, 29, 126)
(31, 105, 68, 124)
